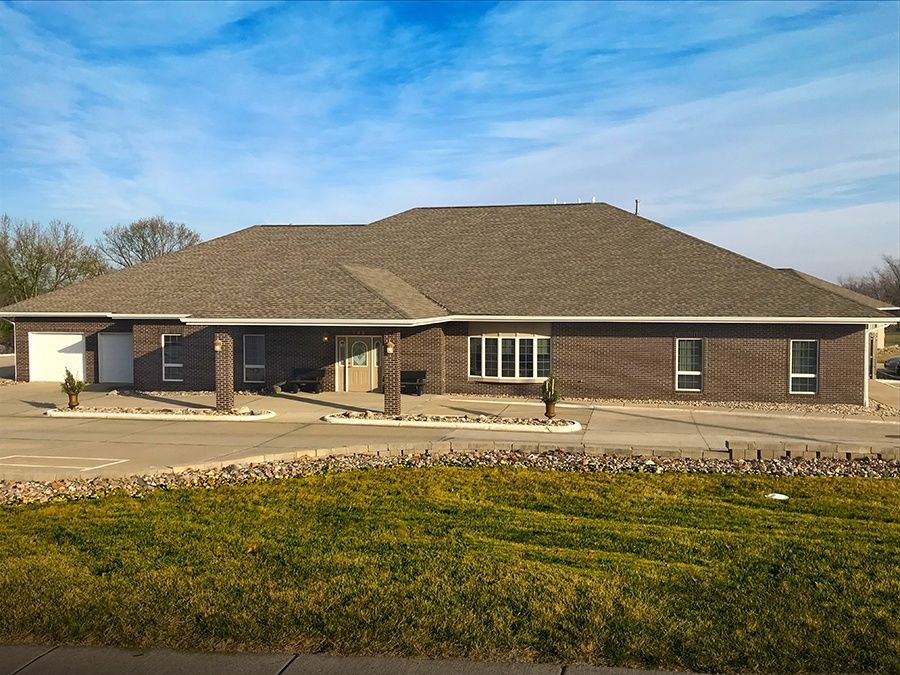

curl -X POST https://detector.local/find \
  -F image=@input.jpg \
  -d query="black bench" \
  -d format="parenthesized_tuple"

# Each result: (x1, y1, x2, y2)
(400, 370, 427, 396)
(283, 368, 325, 394)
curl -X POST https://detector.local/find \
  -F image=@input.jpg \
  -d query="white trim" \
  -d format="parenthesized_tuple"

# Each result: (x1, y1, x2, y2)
(864, 330, 871, 407)
(161, 334, 184, 383)
(675, 338, 703, 392)
(5, 319, 15, 382)
(2, 311, 894, 326)
(0, 312, 188, 319)
(467, 333, 551, 381)
(789, 339, 819, 395)
(178, 314, 896, 327)
(242, 334, 265, 384)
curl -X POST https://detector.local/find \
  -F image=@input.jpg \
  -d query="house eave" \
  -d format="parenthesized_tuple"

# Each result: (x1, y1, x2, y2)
(179, 314, 897, 327)
(1, 312, 893, 326)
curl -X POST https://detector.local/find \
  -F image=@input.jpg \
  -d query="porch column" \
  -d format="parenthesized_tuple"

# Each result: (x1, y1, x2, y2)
(214, 332, 235, 412)
(382, 329, 401, 416)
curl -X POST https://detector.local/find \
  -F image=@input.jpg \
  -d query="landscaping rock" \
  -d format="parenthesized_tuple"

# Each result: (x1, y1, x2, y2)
(47, 406, 266, 417)
(330, 410, 575, 427)
(460, 393, 900, 418)
(2, 450, 897, 506)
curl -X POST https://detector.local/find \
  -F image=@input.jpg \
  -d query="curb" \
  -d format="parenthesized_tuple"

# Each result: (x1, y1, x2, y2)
(45, 409, 277, 422)
(322, 414, 581, 433)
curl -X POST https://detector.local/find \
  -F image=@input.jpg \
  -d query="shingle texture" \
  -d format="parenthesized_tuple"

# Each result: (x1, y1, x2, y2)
(1, 204, 890, 320)
(780, 269, 898, 310)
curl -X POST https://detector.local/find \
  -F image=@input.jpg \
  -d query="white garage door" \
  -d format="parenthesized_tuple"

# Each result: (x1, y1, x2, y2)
(98, 332, 134, 384)
(28, 332, 86, 382)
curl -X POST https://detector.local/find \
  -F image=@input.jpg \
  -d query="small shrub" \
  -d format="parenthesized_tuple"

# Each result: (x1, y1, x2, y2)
(541, 376, 561, 403)
(60, 368, 85, 395)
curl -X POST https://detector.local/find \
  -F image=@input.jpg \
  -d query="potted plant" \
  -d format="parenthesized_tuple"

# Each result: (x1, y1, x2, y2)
(541, 376, 561, 419)
(60, 368, 85, 409)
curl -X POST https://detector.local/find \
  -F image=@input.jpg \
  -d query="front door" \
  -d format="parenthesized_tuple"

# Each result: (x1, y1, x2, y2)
(336, 336, 382, 392)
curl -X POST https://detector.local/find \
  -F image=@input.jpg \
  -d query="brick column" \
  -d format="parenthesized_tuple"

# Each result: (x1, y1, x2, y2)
(382, 329, 401, 416)
(214, 332, 235, 412)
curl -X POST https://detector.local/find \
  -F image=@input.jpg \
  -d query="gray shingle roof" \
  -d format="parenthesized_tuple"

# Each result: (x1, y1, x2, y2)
(1, 203, 892, 321)
(780, 268, 899, 311)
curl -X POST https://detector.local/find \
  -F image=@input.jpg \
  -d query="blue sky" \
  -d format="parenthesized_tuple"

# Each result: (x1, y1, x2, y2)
(0, 0, 898, 280)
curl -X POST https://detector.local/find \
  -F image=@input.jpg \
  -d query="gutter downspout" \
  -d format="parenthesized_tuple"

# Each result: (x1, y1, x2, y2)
(0, 317, 14, 381)
(864, 327, 871, 408)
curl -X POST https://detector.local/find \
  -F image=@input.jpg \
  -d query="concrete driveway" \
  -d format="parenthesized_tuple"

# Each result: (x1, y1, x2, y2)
(0, 381, 897, 481)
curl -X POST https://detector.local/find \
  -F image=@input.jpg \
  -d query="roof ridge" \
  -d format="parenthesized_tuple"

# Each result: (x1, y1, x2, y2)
(339, 263, 449, 319)
(410, 202, 605, 210)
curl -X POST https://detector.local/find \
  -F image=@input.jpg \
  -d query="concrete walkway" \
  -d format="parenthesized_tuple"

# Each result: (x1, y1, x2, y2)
(0, 645, 689, 675)
(0, 382, 897, 482)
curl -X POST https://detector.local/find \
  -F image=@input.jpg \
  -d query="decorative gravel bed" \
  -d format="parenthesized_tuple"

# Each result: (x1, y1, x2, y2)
(331, 410, 575, 427)
(47, 405, 272, 418)
(0, 378, 16, 387)
(458, 393, 900, 417)
(2, 450, 897, 506)
(107, 389, 261, 397)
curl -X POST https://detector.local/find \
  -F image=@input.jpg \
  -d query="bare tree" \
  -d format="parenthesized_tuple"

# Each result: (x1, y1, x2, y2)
(97, 216, 201, 268)
(0, 214, 106, 304)
(839, 255, 900, 307)
(0, 214, 106, 348)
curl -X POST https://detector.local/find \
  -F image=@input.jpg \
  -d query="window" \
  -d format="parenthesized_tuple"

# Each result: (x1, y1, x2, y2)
(790, 340, 818, 394)
(351, 340, 368, 367)
(469, 337, 482, 376)
(468, 334, 551, 380)
(501, 338, 516, 377)
(162, 334, 183, 382)
(537, 338, 551, 377)
(484, 338, 498, 377)
(675, 338, 703, 392)
(243, 334, 265, 383)
(518, 339, 533, 377)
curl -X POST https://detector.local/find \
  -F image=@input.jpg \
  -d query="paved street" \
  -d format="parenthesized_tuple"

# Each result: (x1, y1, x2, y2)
(0, 379, 897, 482)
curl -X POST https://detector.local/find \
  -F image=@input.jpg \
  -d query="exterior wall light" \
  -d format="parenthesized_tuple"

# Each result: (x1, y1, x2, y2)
(322, 334, 330, 343)
(213, 337, 223, 352)
(385, 338, 395, 354)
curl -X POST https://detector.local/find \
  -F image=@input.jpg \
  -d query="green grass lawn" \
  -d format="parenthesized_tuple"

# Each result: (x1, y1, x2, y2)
(1, 469, 898, 673)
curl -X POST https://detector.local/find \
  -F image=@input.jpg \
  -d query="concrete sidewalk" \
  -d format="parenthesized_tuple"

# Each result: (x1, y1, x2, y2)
(1, 645, 688, 675)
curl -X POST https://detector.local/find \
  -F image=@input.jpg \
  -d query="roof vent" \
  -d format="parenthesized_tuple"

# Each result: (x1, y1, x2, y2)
(634, 199, 640, 215)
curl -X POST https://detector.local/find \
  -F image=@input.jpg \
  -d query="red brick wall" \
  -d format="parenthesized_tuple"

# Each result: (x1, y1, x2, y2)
(446, 321, 866, 405)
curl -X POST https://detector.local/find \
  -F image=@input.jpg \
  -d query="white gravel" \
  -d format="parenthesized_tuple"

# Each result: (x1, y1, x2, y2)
(460, 393, 900, 417)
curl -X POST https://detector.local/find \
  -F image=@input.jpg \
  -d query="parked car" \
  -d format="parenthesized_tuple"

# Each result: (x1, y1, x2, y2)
(884, 356, 900, 376)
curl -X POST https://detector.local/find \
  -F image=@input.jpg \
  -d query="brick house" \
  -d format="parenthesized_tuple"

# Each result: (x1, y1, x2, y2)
(0, 203, 893, 411)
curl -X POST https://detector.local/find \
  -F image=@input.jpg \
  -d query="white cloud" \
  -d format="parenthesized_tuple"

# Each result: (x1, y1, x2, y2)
(0, 1, 896, 277)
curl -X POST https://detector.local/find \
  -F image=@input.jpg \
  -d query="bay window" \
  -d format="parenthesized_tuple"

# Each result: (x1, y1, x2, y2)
(468, 333, 551, 380)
